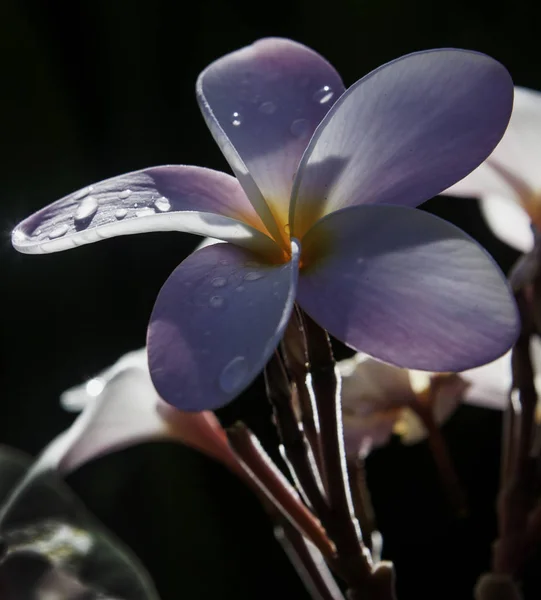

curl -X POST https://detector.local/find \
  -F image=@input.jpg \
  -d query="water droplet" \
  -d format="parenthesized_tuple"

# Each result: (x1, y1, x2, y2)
(284, 223, 291, 235)
(219, 260, 229, 266)
(136, 207, 155, 217)
(85, 378, 105, 397)
(119, 189, 132, 199)
(219, 356, 249, 394)
(313, 85, 334, 104)
(290, 118, 310, 139)
(115, 208, 128, 219)
(74, 196, 98, 225)
(356, 257, 365, 264)
(259, 100, 276, 114)
(244, 260, 261, 268)
(244, 271, 264, 281)
(231, 112, 242, 126)
(209, 295, 225, 308)
(72, 186, 91, 201)
(48, 224, 69, 239)
(236, 285, 244, 292)
(154, 196, 171, 212)
(211, 276, 227, 288)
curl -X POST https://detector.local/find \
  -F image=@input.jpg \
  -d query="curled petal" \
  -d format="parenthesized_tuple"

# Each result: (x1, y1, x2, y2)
(298, 205, 519, 372)
(148, 240, 300, 411)
(12, 166, 280, 259)
(290, 49, 513, 237)
(197, 37, 344, 239)
(479, 195, 534, 253)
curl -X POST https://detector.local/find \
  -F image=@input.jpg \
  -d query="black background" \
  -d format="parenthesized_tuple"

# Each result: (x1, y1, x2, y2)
(1, 1, 540, 598)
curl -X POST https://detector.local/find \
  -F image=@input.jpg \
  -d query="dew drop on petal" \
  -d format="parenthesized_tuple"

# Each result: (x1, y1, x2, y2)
(211, 276, 227, 288)
(259, 100, 276, 114)
(119, 189, 132, 199)
(72, 187, 91, 202)
(115, 208, 128, 219)
(154, 196, 171, 212)
(244, 260, 261, 268)
(209, 295, 225, 308)
(74, 196, 98, 225)
(290, 118, 310, 139)
(313, 86, 334, 104)
(235, 285, 244, 292)
(85, 378, 105, 397)
(48, 224, 69, 239)
(231, 112, 242, 126)
(244, 271, 264, 281)
(136, 207, 156, 217)
(219, 356, 249, 394)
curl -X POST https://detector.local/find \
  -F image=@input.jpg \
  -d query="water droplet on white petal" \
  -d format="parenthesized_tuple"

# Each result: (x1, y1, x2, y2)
(259, 100, 276, 114)
(313, 86, 334, 104)
(48, 224, 69, 239)
(219, 356, 249, 394)
(209, 295, 225, 308)
(74, 196, 98, 225)
(85, 378, 105, 397)
(115, 208, 128, 219)
(119, 189, 132, 199)
(231, 112, 242, 126)
(72, 187, 91, 201)
(244, 271, 264, 281)
(154, 196, 171, 212)
(136, 207, 155, 217)
(290, 118, 310, 139)
(211, 276, 227, 288)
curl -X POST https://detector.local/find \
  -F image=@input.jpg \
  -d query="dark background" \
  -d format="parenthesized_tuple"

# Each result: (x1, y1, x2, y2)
(1, 1, 540, 598)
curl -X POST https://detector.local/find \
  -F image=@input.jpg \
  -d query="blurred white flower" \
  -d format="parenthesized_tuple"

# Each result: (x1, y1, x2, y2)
(443, 86, 541, 253)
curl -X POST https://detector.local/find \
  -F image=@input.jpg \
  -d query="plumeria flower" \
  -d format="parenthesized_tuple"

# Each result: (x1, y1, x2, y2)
(443, 86, 541, 255)
(339, 353, 467, 458)
(12, 38, 519, 411)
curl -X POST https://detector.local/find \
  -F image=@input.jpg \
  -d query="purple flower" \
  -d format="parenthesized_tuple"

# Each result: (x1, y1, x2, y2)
(12, 38, 519, 411)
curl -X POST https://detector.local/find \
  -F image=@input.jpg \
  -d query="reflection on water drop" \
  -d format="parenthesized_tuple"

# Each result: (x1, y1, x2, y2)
(231, 112, 242, 126)
(219, 356, 248, 394)
(313, 86, 334, 104)
(74, 196, 98, 225)
(115, 208, 128, 219)
(85, 378, 105, 397)
(119, 189, 132, 199)
(48, 224, 69, 239)
(290, 118, 310, 139)
(244, 271, 264, 281)
(211, 276, 227, 288)
(259, 101, 276, 114)
(136, 207, 155, 217)
(73, 187, 91, 201)
(209, 295, 225, 308)
(154, 197, 171, 212)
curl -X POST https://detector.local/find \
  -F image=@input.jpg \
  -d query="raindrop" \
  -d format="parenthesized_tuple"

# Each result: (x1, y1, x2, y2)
(244, 271, 264, 281)
(72, 187, 91, 201)
(154, 196, 171, 212)
(313, 86, 334, 104)
(74, 196, 98, 225)
(48, 224, 69, 239)
(115, 208, 128, 219)
(259, 101, 276, 114)
(219, 356, 249, 394)
(209, 295, 225, 308)
(211, 276, 227, 288)
(231, 112, 242, 126)
(235, 285, 244, 292)
(136, 207, 155, 217)
(290, 118, 310, 139)
(219, 260, 229, 266)
(119, 189, 132, 199)
(244, 260, 261, 268)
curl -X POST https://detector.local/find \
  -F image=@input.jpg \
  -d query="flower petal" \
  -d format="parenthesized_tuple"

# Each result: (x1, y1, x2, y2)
(197, 37, 344, 238)
(290, 49, 513, 237)
(12, 165, 280, 259)
(148, 240, 300, 411)
(298, 205, 519, 372)
(479, 195, 534, 253)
